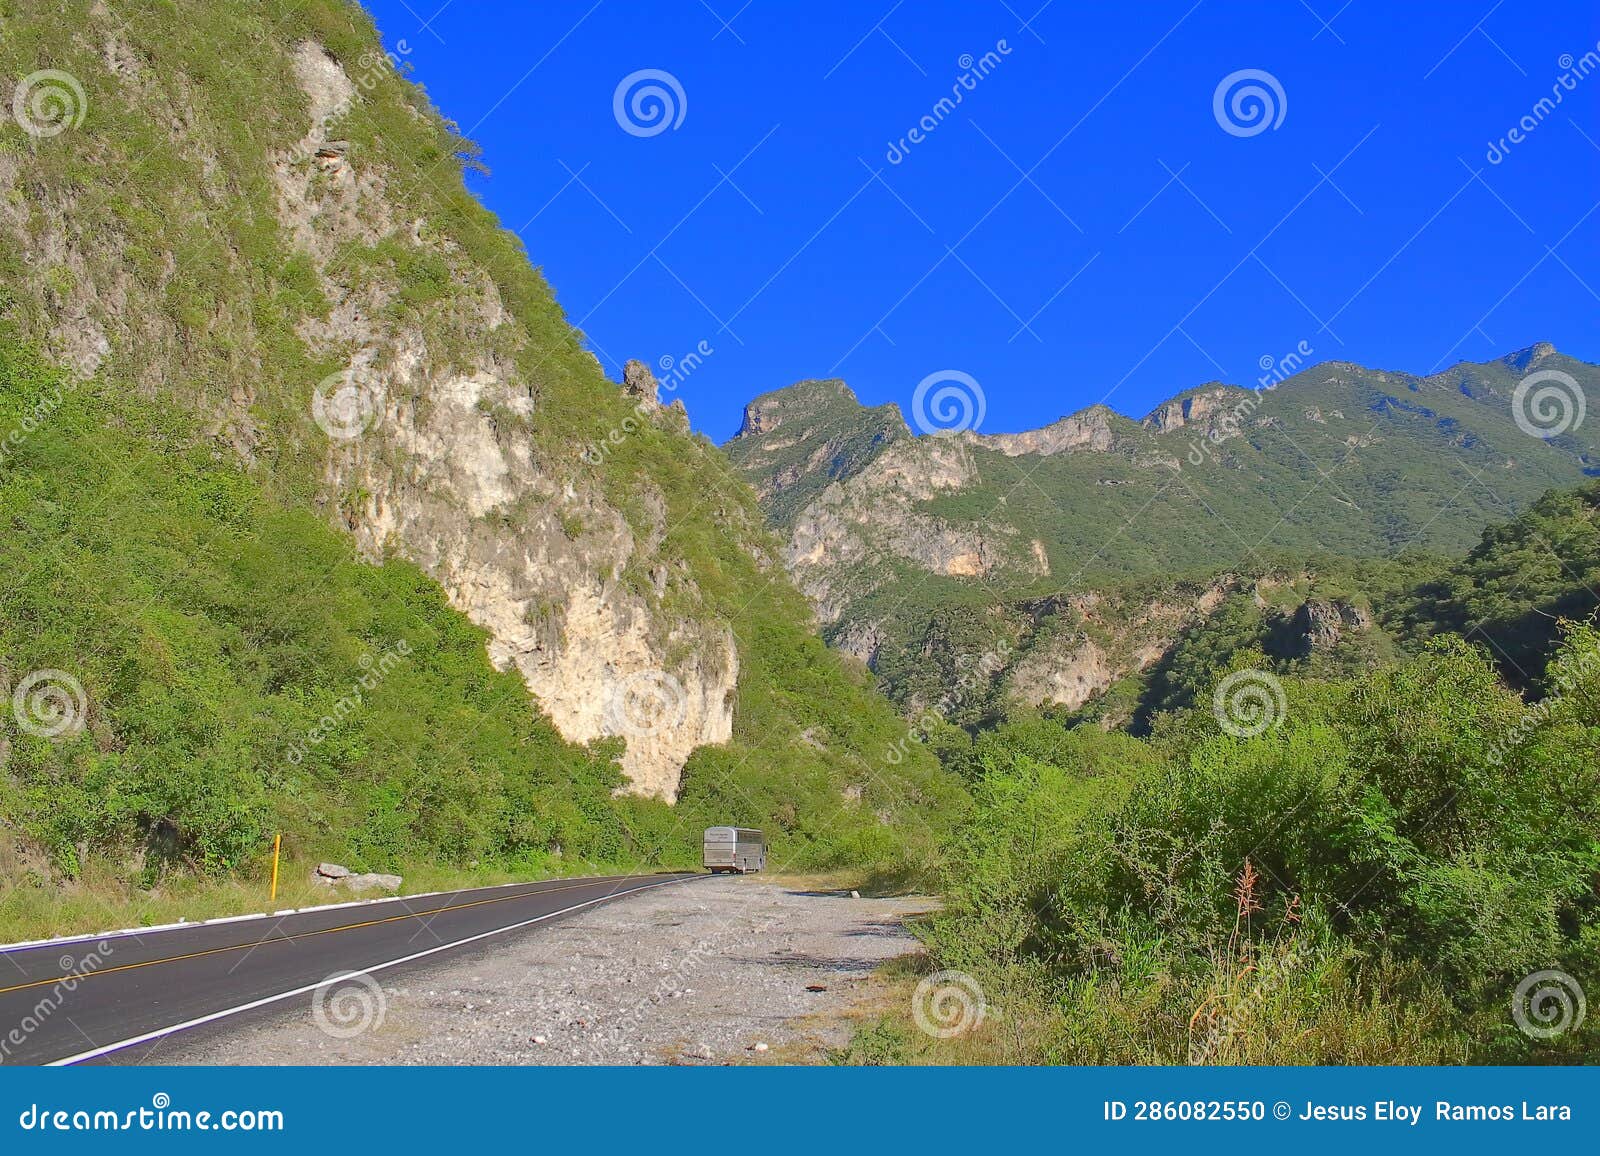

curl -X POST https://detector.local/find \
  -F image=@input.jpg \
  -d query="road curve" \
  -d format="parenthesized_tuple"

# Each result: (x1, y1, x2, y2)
(0, 872, 698, 1066)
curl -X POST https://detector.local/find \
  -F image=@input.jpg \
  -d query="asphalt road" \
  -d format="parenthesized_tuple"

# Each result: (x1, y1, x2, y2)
(0, 872, 698, 1065)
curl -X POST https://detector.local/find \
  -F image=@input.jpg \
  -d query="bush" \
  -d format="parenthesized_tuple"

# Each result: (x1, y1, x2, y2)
(915, 630, 1600, 1063)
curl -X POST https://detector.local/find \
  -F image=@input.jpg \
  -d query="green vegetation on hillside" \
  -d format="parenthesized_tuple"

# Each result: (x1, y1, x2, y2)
(0, 0, 965, 930)
(843, 623, 1600, 1065)
(725, 349, 1600, 718)
(0, 336, 645, 884)
(1394, 482, 1600, 691)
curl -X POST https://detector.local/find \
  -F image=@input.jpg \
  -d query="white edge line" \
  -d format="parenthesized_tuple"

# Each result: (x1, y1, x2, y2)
(45, 875, 696, 1067)
(0, 875, 631, 954)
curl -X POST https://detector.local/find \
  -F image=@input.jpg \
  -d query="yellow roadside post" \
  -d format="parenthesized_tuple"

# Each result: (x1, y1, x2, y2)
(269, 833, 282, 903)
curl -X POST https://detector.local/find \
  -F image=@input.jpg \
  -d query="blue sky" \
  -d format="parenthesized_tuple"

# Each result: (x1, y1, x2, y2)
(361, 0, 1600, 441)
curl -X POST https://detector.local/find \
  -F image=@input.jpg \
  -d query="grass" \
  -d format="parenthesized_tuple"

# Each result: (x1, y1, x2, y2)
(0, 0, 969, 924)
(0, 837, 625, 946)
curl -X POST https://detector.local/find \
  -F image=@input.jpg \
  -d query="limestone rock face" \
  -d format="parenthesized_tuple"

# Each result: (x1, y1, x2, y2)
(271, 43, 735, 800)
(1007, 637, 1113, 710)
(622, 359, 662, 409)
(970, 405, 1119, 456)
(1140, 387, 1255, 435)
(782, 437, 1048, 623)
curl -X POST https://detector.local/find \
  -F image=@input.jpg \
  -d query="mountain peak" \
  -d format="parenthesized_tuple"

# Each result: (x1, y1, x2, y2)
(970, 404, 1126, 456)
(733, 378, 868, 439)
(1141, 384, 1253, 433)
(1502, 342, 1558, 372)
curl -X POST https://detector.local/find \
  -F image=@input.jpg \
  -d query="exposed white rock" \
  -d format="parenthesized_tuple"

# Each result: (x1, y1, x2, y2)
(969, 405, 1119, 456)
(272, 43, 736, 800)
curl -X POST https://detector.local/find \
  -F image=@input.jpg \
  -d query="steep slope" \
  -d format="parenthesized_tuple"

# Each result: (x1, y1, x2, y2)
(725, 347, 1599, 712)
(0, 0, 962, 884)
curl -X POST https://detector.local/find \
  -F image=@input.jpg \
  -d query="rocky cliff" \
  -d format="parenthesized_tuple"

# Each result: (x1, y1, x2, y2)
(724, 347, 1599, 717)
(0, 0, 953, 833)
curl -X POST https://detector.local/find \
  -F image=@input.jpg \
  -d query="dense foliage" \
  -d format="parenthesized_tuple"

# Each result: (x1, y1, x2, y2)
(0, 0, 964, 906)
(845, 619, 1599, 1064)
(0, 332, 962, 896)
(728, 350, 1600, 717)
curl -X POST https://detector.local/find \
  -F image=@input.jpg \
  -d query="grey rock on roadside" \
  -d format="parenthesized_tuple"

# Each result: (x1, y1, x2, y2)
(313, 863, 402, 892)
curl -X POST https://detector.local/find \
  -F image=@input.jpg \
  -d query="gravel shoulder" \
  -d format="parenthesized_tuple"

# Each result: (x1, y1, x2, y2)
(154, 877, 932, 1065)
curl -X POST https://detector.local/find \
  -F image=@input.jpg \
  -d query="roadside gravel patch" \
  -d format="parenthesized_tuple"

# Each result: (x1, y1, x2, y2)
(155, 877, 931, 1065)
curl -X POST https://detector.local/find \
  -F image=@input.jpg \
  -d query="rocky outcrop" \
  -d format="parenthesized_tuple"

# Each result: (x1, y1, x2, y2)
(783, 437, 1048, 621)
(268, 42, 736, 800)
(1295, 598, 1372, 651)
(622, 359, 661, 409)
(1007, 637, 1114, 709)
(1005, 578, 1242, 711)
(970, 405, 1120, 456)
(1141, 386, 1256, 436)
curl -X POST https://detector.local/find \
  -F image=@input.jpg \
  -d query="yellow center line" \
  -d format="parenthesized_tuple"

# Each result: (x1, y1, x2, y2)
(0, 877, 657, 998)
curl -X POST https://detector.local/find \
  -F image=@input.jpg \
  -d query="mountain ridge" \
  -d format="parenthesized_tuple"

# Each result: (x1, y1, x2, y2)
(0, 0, 960, 886)
(722, 341, 1599, 716)
(727, 340, 1571, 450)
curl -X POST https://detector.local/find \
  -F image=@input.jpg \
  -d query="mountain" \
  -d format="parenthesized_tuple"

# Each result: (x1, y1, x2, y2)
(724, 346, 1600, 716)
(0, 0, 960, 885)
